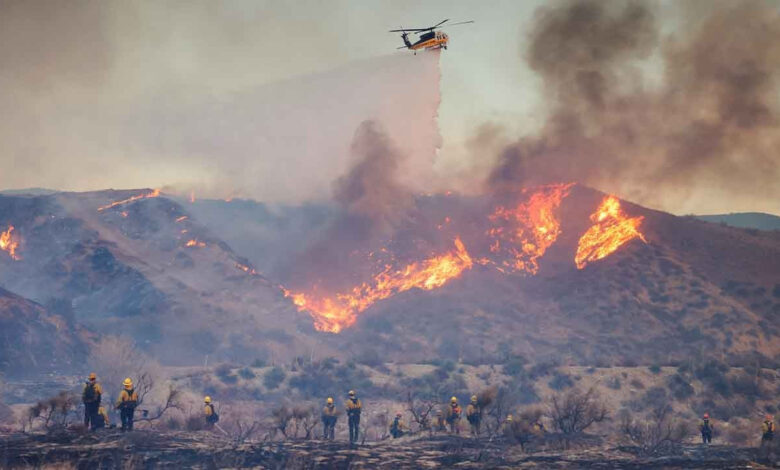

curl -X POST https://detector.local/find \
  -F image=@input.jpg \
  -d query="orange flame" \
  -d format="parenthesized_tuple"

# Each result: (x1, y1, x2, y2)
(189, 190, 195, 203)
(285, 237, 473, 333)
(185, 239, 206, 247)
(98, 189, 160, 212)
(235, 262, 259, 275)
(575, 196, 646, 269)
(175, 215, 188, 222)
(0, 225, 21, 260)
(487, 183, 573, 274)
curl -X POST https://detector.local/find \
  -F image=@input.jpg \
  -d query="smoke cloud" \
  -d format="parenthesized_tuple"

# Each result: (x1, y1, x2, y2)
(286, 121, 414, 290)
(489, 0, 780, 214)
(0, 1, 442, 204)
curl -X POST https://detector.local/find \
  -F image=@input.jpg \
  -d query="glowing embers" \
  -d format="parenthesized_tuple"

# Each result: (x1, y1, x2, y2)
(0, 225, 21, 260)
(98, 189, 161, 212)
(575, 195, 646, 269)
(284, 237, 473, 333)
(185, 239, 206, 248)
(486, 183, 574, 274)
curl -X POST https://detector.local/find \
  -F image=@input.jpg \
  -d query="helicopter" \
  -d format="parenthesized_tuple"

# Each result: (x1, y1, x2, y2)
(390, 19, 474, 54)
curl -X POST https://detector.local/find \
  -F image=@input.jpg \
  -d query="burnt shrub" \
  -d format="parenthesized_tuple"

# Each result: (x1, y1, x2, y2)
(667, 374, 694, 400)
(263, 366, 286, 390)
(238, 367, 256, 380)
(630, 378, 645, 390)
(548, 372, 574, 391)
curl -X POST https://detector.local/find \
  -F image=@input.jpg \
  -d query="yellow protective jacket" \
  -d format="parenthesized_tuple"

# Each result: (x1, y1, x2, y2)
(346, 398, 362, 415)
(430, 415, 446, 431)
(82, 382, 103, 403)
(763, 420, 775, 434)
(466, 403, 480, 418)
(322, 405, 337, 418)
(115, 389, 138, 409)
(204, 404, 214, 417)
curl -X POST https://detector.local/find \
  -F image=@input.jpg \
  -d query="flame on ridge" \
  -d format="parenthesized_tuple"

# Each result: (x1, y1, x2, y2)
(284, 237, 473, 333)
(575, 195, 646, 269)
(0, 225, 21, 260)
(185, 239, 206, 248)
(98, 189, 161, 212)
(486, 183, 574, 274)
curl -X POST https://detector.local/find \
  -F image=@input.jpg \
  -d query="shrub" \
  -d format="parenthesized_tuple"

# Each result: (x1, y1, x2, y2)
(619, 406, 689, 456)
(548, 387, 608, 435)
(548, 372, 574, 391)
(648, 365, 662, 375)
(667, 374, 694, 400)
(630, 378, 645, 390)
(251, 358, 267, 368)
(606, 377, 622, 390)
(238, 367, 256, 380)
(263, 366, 286, 390)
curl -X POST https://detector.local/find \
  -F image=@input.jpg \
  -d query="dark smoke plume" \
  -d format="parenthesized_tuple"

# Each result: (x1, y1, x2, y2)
(490, 0, 780, 212)
(286, 121, 413, 289)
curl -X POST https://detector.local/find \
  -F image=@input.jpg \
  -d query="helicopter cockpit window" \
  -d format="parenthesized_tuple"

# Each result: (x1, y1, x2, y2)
(420, 32, 435, 42)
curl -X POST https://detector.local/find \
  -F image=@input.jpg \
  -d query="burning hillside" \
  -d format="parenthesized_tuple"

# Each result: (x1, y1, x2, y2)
(282, 184, 649, 333)
(0, 225, 20, 260)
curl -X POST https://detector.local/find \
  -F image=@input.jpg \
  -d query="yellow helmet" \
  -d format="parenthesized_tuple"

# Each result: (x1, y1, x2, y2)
(327, 397, 334, 405)
(451, 396, 458, 403)
(88, 373, 97, 381)
(204, 396, 212, 403)
(348, 390, 356, 396)
(123, 378, 133, 388)
(507, 414, 513, 422)
(471, 395, 478, 403)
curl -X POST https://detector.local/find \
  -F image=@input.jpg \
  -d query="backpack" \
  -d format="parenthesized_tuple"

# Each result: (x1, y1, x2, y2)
(122, 389, 138, 409)
(83, 383, 96, 402)
(207, 404, 219, 423)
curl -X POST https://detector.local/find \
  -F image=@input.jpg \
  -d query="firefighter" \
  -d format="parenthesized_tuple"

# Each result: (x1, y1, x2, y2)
(700, 413, 713, 444)
(466, 395, 482, 437)
(115, 378, 138, 432)
(321, 397, 337, 440)
(430, 409, 446, 434)
(345, 390, 362, 444)
(95, 406, 110, 429)
(762, 415, 775, 445)
(447, 397, 462, 435)
(82, 373, 103, 430)
(390, 411, 406, 439)
(204, 396, 219, 429)
(502, 414, 514, 435)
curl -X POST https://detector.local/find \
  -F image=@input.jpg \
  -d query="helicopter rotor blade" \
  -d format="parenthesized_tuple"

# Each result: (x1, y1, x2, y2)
(447, 20, 474, 27)
(433, 19, 449, 28)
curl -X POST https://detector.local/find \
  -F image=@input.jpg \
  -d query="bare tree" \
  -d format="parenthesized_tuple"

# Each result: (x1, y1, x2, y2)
(25, 391, 79, 431)
(548, 387, 608, 436)
(290, 405, 318, 439)
(88, 336, 160, 407)
(406, 391, 437, 433)
(371, 410, 390, 441)
(135, 385, 183, 424)
(619, 406, 690, 456)
(483, 387, 518, 438)
(271, 404, 293, 439)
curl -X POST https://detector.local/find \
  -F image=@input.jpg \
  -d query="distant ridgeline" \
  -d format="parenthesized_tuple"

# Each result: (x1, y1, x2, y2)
(695, 213, 780, 231)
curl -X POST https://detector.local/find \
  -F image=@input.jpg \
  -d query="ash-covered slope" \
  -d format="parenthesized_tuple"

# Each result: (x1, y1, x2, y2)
(0, 287, 90, 377)
(0, 190, 319, 366)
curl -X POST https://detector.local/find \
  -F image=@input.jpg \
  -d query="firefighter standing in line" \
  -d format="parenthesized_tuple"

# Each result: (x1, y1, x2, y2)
(115, 378, 138, 432)
(700, 413, 714, 444)
(321, 397, 337, 440)
(466, 395, 482, 437)
(82, 373, 103, 430)
(346, 390, 362, 444)
(204, 396, 219, 429)
(447, 397, 462, 435)
(762, 414, 775, 445)
(390, 411, 406, 438)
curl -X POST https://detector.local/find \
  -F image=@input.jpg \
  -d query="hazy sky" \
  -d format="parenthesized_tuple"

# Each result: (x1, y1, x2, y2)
(1, 0, 778, 215)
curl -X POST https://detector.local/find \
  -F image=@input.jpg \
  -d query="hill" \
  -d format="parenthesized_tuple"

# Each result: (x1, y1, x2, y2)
(0, 191, 320, 369)
(1, 185, 779, 373)
(695, 213, 780, 231)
